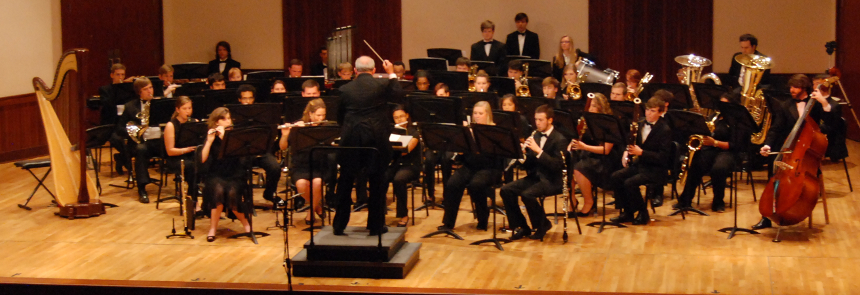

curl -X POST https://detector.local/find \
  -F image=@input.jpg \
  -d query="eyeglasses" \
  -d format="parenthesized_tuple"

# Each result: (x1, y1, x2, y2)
(560, 41, 571, 44)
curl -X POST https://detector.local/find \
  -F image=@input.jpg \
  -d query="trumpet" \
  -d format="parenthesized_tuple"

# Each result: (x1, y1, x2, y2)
(277, 120, 329, 129)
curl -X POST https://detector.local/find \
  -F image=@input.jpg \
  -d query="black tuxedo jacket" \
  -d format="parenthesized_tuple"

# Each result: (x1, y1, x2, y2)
(310, 62, 327, 76)
(505, 30, 540, 59)
(728, 50, 771, 88)
(521, 128, 568, 189)
(337, 73, 401, 151)
(633, 118, 672, 177)
(207, 58, 241, 77)
(99, 84, 119, 125)
(764, 96, 834, 148)
(470, 40, 506, 75)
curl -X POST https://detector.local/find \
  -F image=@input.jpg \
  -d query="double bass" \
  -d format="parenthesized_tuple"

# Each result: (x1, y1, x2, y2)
(759, 77, 836, 236)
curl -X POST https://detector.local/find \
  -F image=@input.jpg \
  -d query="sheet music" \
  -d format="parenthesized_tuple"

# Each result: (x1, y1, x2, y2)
(389, 134, 413, 147)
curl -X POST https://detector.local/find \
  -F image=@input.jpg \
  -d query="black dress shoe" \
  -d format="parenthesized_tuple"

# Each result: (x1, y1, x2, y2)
(651, 196, 664, 208)
(711, 200, 726, 213)
(529, 221, 553, 240)
(369, 226, 389, 236)
(114, 154, 125, 175)
(138, 189, 150, 204)
(610, 212, 635, 223)
(333, 228, 346, 236)
(751, 217, 772, 230)
(476, 223, 488, 231)
(437, 225, 453, 231)
(632, 211, 650, 225)
(672, 202, 692, 210)
(510, 227, 531, 240)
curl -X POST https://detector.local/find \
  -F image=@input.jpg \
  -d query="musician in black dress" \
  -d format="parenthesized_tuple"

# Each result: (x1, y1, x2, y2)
(674, 93, 751, 213)
(279, 98, 328, 224)
(609, 97, 672, 225)
(567, 93, 621, 216)
(501, 105, 568, 241)
(207, 41, 240, 77)
(384, 105, 421, 227)
(200, 107, 251, 242)
(438, 101, 504, 231)
(163, 96, 199, 210)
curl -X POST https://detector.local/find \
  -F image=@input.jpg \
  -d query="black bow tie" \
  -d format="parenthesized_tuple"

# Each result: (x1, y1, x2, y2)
(535, 132, 546, 140)
(483, 41, 493, 45)
(794, 97, 810, 104)
(219, 61, 226, 63)
(518, 32, 526, 36)
(644, 121, 655, 127)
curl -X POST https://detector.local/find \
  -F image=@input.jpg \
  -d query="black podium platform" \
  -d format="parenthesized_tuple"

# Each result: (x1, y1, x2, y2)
(291, 226, 421, 279)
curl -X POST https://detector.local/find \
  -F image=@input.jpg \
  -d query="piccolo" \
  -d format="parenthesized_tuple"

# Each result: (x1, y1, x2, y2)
(277, 120, 329, 129)
(207, 125, 233, 135)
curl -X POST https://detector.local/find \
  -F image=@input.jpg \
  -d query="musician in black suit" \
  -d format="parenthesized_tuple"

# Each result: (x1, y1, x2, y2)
(728, 34, 771, 88)
(609, 97, 672, 225)
(813, 74, 847, 161)
(332, 56, 399, 236)
(109, 77, 161, 203)
(501, 104, 568, 241)
(753, 74, 835, 229)
(99, 63, 130, 126)
(470, 20, 506, 76)
(310, 47, 328, 76)
(207, 41, 241, 77)
(505, 13, 540, 59)
(233, 84, 286, 208)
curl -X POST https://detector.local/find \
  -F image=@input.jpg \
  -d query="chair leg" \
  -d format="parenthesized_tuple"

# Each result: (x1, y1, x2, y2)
(843, 158, 853, 192)
(820, 177, 829, 225)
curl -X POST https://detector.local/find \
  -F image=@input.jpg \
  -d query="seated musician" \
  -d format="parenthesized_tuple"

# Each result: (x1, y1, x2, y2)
(385, 105, 421, 227)
(208, 73, 226, 90)
(438, 101, 503, 231)
(812, 74, 847, 161)
(560, 63, 577, 100)
(754, 74, 834, 229)
(158, 64, 180, 98)
(567, 93, 621, 216)
(501, 104, 568, 241)
(625, 69, 642, 94)
(337, 62, 354, 80)
(201, 107, 251, 242)
(674, 93, 751, 213)
(455, 57, 471, 72)
(207, 41, 240, 77)
(234, 84, 285, 208)
(301, 79, 321, 97)
(470, 20, 506, 76)
(414, 70, 431, 92)
(500, 94, 534, 184)
(310, 47, 328, 76)
(609, 97, 671, 225)
(288, 59, 303, 78)
(610, 82, 628, 101)
(163, 96, 199, 211)
(475, 70, 491, 93)
(99, 63, 131, 126)
(228, 67, 243, 81)
(552, 36, 575, 81)
(508, 59, 524, 80)
(435, 83, 450, 97)
(271, 80, 287, 93)
(393, 61, 407, 80)
(279, 98, 328, 224)
(109, 77, 161, 203)
(542, 77, 560, 99)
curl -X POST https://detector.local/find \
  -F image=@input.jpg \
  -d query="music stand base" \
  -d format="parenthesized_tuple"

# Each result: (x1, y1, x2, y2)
(586, 221, 627, 233)
(717, 227, 759, 239)
(489, 205, 506, 216)
(414, 200, 444, 211)
(669, 207, 709, 218)
(470, 238, 511, 251)
(229, 231, 270, 244)
(421, 229, 463, 240)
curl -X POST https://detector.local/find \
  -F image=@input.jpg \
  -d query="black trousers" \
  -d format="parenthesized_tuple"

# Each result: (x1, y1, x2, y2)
(333, 146, 391, 232)
(110, 134, 160, 186)
(384, 165, 420, 218)
(440, 165, 501, 228)
(252, 153, 281, 199)
(609, 165, 665, 214)
(424, 150, 452, 197)
(500, 175, 561, 231)
(679, 149, 736, 206)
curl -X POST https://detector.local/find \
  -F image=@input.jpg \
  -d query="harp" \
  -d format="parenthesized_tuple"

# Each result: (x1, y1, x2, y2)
(32, 49, 104, 218)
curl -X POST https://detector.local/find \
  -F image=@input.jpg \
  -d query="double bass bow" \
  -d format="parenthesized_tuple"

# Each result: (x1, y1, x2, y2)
(759, 77, 836, 236)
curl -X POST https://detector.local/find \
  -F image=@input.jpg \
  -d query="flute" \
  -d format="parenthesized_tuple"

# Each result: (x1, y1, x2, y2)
(277, 120, 329, 129)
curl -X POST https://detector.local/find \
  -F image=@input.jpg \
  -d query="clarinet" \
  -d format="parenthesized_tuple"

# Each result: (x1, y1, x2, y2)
(626, 97, 643, 165)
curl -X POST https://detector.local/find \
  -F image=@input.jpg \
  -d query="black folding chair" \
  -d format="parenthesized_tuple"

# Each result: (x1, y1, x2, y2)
(14, 158, 55, 210)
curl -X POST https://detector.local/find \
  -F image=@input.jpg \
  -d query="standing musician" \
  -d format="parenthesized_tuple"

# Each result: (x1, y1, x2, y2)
(754, 74, 835, 229)
(279, 98, 329, 225)
(109, 77, 160, 203)
(609, 97, 672, 225)
(384, 105, 421, 227)
(610, 82, 628, 101)
(552, 36, 575, 81)
(200, 107, 251, 242)
(673, 93, 751, 213)
(234, 84, 286, 208)
(207, 41, 241, 77)
(438, 101, 504, 232)
(567, 93, 621, 216)
(501, 104, 568, 241)
(470, 20, 506, 76)
(332, 56, 399, 236)
(158, 64, 180, 98)
(728, 34, 771, 89)
(163, 96, 199, 211)
(505, 13, 540, 59)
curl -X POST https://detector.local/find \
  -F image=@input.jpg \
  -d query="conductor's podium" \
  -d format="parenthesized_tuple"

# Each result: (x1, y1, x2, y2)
(292, 226, 421, 279)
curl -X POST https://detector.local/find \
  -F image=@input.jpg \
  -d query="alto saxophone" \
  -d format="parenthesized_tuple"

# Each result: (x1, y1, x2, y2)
(678, 134, 704, 188)
(515, 63, 531, 97)
(126, 100, 151, 144)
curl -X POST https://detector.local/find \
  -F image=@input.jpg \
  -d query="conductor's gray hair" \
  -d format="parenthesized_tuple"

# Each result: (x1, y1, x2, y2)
(355, 56, 375, 72)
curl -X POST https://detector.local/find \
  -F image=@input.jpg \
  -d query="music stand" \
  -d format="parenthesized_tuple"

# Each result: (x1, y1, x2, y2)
(715, 101, 760, 239)
(489, 77, 516, 96)
(219, 126, 275, 244)
(419, 123, 474, 240)
(203, 89, 239, 105)
(581, 113, 627, 233)
(517, 97, 550, 127)
(172, 63, 208, 80)
(641, 83, 693, 110)
(113, 82, 137, 105)
(174, 82, 208, 97)
(427, 48, 463, 65)
(149, 98, 176, 127)
(428, 70, 468, 91)
(518, 59, 552, 78)
(469, 61, 494, 74)
(277, 77, 325, 92)
(692, 83, 729, 110)
(469, 124, 521, 250)
(553, 109, 577, 140)
(149, 77, 165, 97)
(246, 70, 285, 81)
(580, 83, 612, 98)
(409, 58, 448, 72)
(227, 103, 282, 128)
(492, 110, 523, 138)
(175, 122, 209, 148)
(408, 97, 462, 124)
(289, 125, 341, 231)
(332, 79, 351, 89)
(664, 110, 711, 218)
(455, 91, 498, 109)
(190, 95, 222, 120)
(609, 100, 637, 127)
(227, 80, 270, 102)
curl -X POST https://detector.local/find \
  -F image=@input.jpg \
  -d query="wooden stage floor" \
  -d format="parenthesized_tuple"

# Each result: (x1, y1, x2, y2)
(0, 141, 857, 295)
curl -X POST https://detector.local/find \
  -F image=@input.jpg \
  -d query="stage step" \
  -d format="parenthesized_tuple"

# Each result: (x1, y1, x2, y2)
(303, 226, 407, 262)
(292, 242, 421, 279)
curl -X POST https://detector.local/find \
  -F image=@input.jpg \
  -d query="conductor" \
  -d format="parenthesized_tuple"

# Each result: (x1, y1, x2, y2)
(332, 56, 399, 236)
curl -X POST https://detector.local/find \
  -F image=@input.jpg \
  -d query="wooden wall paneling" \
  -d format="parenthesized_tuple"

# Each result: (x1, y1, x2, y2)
(0, 94, 48, 163)
(836, 0, 860, 141)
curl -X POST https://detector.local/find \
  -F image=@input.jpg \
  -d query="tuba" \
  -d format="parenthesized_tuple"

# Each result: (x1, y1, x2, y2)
(126, 100, 151, 144)
(676, 54, 721, 115)
(467, 64, 478, 92)
(735, 54, 773, 145)
(515, 63, 531, 97)
(626, 72, 653, 101)
(678, 134, 704, 188)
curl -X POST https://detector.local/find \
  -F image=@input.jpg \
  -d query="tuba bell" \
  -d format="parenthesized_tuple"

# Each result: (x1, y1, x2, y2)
(515, 63, 531, 97)
(676, 54, 721, 115)
(467, 64, 478, 92)
(735, 54, 773, 145)
(126, 100, 151, 144)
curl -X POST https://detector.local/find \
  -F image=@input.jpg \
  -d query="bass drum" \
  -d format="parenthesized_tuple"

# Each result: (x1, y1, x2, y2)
(577, 63, 618, 85)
